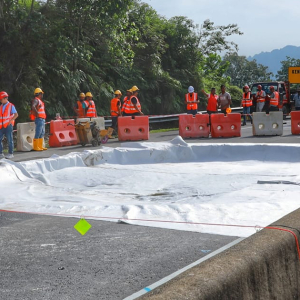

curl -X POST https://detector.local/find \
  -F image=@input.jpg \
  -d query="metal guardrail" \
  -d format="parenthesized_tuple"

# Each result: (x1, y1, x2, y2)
(104, 108, 243, 126)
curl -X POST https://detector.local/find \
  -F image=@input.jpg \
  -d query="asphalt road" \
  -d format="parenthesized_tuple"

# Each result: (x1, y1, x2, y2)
(0, 211, 238, 300)
(0, 120, 297, 300)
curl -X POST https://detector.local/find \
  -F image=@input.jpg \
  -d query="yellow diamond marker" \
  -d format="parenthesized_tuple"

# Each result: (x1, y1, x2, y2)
(74, 218, 92, 235)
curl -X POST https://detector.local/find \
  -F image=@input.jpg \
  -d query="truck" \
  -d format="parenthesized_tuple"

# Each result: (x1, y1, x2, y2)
(249, 81, 295, 119)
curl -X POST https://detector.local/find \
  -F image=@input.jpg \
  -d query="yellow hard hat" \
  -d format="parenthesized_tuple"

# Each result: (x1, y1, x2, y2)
(127, 89, 133, 93)
(114, 90, 122, 95)
(86, 92, 93, 97)
(131, 86, 139, 92)
(79, 92, 85, 97)
(34, 88, 44, 95)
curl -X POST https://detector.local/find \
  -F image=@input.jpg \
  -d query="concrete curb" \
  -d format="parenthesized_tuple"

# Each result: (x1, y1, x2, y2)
(138, 209, 300, 300)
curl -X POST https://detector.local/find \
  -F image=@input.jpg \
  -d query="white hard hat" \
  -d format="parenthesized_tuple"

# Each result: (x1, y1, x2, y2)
(188, 86, 194, 93)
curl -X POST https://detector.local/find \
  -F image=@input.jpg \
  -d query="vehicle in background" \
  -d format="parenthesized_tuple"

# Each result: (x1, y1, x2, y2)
(250, 81, 294, 119)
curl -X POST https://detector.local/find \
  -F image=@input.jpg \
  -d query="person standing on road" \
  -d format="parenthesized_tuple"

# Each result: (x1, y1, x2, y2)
(218, 85, 231, 115)
(124, 86, 143, 116)
(266, 86, 279, 113)
(293, 88, 300, 110)
(121, 89, 132, 116)
(110, 90, 122, 135)
(0, 91, 18, 159)
(201, 87, 218, 114)
(256, 85, 266, 112)
(30, 88, 47, 151)
(240, 85, 253, 126)
(74, 93, 88, 118)
(85, 92, 97, 118)
(185, 86, 199, 115)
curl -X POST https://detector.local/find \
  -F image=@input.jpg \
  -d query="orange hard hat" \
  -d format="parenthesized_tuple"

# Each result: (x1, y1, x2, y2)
(226, 107, 232, 113)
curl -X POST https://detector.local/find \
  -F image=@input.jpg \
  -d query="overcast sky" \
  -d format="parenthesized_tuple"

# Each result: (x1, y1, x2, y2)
(142, 0, 300, 57)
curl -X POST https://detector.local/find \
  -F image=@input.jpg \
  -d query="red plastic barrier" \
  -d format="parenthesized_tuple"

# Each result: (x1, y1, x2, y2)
(179, 114, 210, 138)
(118, 116, 149, 141)
(210, 113, 241, 138)
(291, 111, 300, 135)
(49, 119, 78, 147)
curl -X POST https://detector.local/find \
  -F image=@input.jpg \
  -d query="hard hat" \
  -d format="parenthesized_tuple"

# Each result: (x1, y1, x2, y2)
(258, 85, 262, 89)
(226, 107, 232, 113)
(79, 92, 85, 97)
(114, 90, 122, 95)
(34, 88, 44, 95)
(0, 91, 8, 99)
(86, 92, 93, 97)
(131, 86, 139, 92)
(127, 89, 133, 93)
(188, 86, 194, 93)
(244, 85, 249, 89)
(270, 86, 274, 90)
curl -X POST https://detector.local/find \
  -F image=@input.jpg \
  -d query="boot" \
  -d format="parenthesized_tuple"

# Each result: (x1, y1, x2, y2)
(38, 138, 48, 150)
(33, 139, 43, 151)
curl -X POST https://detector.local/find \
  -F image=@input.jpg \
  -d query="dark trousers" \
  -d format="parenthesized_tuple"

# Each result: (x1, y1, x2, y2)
(187, 109, 197, 115)
(266, 106, 279, 114)
(111, 116, 118, 133)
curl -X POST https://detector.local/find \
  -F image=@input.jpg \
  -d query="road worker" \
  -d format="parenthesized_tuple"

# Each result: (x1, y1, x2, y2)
(0, 91, 18, 159)
(256, 85, 266, 112)
(123, 86, 143, 116)
(185, 86, 199, 115)
(110, 90, 122, 135)
(30, 88, 47, 151)
(85, 92, 97, 118)
(74, 92, 88, 118)
(240, 85, 253, 126)
(218, 85, 231, 115)
(266, 86, 279, 113)
(293, 88, 300, 111)
(121, 89, 132, 116)
(201, 88, 218, 114)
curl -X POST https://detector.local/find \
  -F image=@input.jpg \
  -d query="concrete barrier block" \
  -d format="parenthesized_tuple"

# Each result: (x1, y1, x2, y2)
(16, 122, 35, 151)
(252, 112, 283, 136)
(91, 117, 105, 130)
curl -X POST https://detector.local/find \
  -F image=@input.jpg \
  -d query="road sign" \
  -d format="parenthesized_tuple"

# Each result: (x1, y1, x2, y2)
(288, 66, 300, 83)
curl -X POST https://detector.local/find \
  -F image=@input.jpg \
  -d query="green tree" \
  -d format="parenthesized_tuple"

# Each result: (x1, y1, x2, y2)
(276, 56, 300, 81)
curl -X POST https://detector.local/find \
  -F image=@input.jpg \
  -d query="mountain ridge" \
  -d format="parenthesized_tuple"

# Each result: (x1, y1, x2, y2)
(247, 45, 300, 76)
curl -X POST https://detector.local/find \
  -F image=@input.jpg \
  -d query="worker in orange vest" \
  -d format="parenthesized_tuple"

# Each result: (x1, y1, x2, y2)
(0, 91, 18, 159)
(121, 89, 132, 116)
(201, 88, 218, 114)
(85, 92, 97, 118)
(74, 92, 88, 118)
(266, 86, 279, 114)
(123, 86, 143, 116)
(185, 86, 199, 115)
(256, 85, 266, 112)
(30, 88, 47, 151)
(240, 85, 253, 126)
(110, 90, 122, 135)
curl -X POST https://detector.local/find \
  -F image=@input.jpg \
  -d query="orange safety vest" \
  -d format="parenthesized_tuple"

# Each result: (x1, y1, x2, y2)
(270, 91, 279, 107)
(207, 94, 218, 111)
(185, 93, 198, 110)
(86, 100, 97, 117)
(242, 92, 252, 107)
(29, 98, 46, 120)
(122, 96, 129, 113)
(124, 96, 141, 114)
(0, 102, 15, 129)
(110, 98, 120, 116)
(256, 91, 265, 103)
(76, 100, 89, 118)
